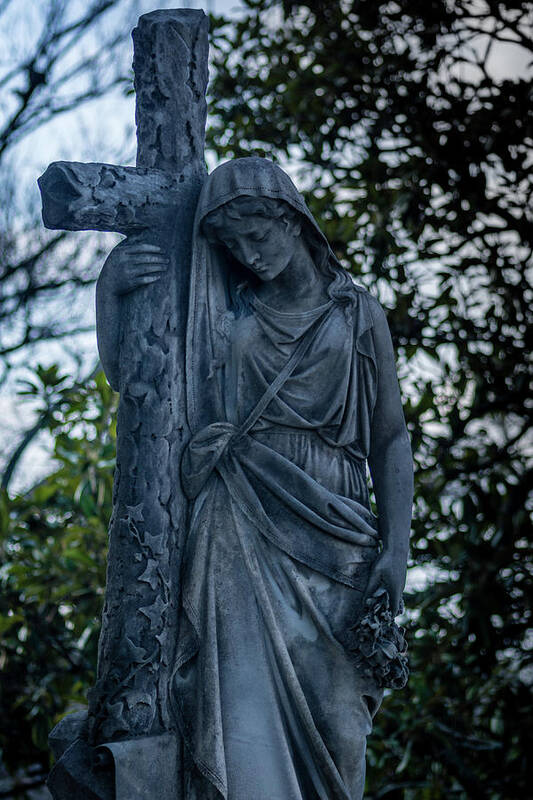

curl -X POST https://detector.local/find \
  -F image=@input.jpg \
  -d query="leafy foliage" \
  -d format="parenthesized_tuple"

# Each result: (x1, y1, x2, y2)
(1, 1, 531, 797)
(207, 1, 532, 796)
(0, 369, 116, 784)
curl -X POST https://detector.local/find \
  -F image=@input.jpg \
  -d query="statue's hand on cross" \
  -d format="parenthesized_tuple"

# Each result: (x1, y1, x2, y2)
(96, 240, 170, 389)
(102, 241, 169, 297)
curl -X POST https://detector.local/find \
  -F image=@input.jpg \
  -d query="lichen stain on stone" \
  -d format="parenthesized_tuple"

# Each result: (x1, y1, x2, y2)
(186, 119, 196, 158)
(116, 200, 136, 225)
(99, 169, 117, 190)
(186, 22, 202, 103)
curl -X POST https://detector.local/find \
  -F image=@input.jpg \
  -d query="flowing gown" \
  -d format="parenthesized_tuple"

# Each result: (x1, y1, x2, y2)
(173, 286, 383, 800)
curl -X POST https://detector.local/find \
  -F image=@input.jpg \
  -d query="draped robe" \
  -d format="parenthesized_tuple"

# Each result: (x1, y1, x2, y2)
(172, 159, 384, 800)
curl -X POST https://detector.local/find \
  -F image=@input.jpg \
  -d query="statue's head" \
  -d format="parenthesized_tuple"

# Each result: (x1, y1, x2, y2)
(197, 157, 355, 308)
(202, 196, 305, 282)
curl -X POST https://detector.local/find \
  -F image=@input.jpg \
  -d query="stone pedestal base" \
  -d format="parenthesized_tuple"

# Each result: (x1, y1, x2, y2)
(47, 712, 178, 800)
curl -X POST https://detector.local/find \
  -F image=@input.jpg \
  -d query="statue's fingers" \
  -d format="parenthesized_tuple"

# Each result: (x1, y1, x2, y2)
(125, 244, 168, 254)
(128, 253, 168, 262)
(127, 263, 168, 275)
(125, 274, 163, 291)
(137, 275, 162, 286)
(128, 265, 167, 278)
(362, 570, 381, 605)
(142, 264, 168, 273)
(389, 587, 401, 617)
(126, 256, 169, 271)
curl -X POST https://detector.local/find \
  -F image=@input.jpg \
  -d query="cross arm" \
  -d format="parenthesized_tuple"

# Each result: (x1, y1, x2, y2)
(38, 160, 200, 236)
(38, 8, 209, 239)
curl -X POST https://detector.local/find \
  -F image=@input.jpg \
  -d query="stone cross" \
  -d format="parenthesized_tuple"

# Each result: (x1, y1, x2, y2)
(38, 9, 208, 749)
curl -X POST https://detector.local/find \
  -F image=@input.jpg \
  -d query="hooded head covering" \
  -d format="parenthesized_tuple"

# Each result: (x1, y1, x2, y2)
(195, 156, 335, 256)
(186, 157, 357, 432)
(176, 161, 383, 799)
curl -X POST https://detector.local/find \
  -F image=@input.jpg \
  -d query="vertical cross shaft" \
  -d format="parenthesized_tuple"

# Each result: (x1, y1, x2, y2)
(88, 9, 209, 745)
(40, 10, 210, 797)
(133, 9, 208, 173)
(37, 12, 209, 765)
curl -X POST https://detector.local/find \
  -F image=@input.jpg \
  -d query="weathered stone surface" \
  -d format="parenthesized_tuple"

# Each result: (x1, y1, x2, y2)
(87, 8, 208, 746)
(40, 8, 413, 800)
(49, 710, 88, 761)
(47, 738, 113, 800)
(39, 9, 209, 796)
(38, 161, 198, 235)
(96, 734, 178, 799)
(133, 10, 208, 173)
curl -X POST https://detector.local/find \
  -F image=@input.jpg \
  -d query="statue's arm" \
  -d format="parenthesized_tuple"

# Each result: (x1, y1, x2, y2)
(96, 240, 169, 390)
(365, 297, 413, 614)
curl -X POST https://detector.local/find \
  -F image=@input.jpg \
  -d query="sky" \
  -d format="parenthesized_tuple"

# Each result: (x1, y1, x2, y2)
(0, 0, 248, 491)
(1, 0, 531, 504)
(0, 1, 530, 613)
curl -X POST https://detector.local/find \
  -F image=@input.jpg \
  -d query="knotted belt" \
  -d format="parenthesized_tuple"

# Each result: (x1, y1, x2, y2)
(181, 303, 335, 500)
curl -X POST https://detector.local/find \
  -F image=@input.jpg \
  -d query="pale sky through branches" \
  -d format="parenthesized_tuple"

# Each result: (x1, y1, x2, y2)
(0, 0, 530, 501)
(0, 0, 245, 491)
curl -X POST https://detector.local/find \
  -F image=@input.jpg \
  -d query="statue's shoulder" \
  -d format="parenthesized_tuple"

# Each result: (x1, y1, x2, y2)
(349, 281, 371, 298)
(345, 282, 390, 336)
(347, 281, 383, 313)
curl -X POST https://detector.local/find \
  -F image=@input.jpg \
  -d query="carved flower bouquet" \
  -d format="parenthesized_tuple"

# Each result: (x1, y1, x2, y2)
(344, 587, 409, 689)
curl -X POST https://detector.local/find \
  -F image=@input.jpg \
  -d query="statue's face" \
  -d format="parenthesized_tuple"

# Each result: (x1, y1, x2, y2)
(217, 214, 299, 281)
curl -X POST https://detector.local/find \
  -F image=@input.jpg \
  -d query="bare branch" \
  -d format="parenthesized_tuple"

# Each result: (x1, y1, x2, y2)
(1, 232, 67, 282)
(0, 325, 95, 358)
(0, 0, 13, 20)
(0, 0, 129, 156)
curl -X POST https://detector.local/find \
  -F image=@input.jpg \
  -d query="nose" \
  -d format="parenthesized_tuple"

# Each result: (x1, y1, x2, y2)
(240, 240, 260, 266)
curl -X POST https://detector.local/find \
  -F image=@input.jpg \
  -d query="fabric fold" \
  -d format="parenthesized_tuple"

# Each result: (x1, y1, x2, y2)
(173, 158, 385, 800)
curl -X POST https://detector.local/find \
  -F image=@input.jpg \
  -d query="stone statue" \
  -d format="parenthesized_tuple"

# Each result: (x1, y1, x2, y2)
(39, 10, 412, 800)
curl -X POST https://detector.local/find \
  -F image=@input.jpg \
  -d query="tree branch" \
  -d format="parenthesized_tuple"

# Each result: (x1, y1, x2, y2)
(0, 324, 95, 358)
(1, 232, 67, 282)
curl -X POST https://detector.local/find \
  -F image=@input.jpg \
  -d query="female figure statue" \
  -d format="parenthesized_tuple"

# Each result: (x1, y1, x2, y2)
(96, 157, 413, 800)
